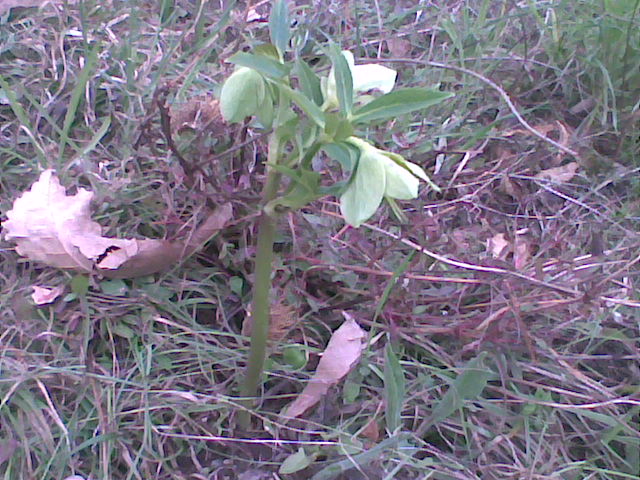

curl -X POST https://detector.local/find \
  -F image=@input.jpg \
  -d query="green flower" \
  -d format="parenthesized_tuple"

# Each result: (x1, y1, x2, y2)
(219, 67, 267, 123)
(339, 137, 439, 227)
(321, 51, 397, 110)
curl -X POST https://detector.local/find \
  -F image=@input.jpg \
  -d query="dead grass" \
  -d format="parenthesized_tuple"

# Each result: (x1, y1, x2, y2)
(1, 1, 639, 479)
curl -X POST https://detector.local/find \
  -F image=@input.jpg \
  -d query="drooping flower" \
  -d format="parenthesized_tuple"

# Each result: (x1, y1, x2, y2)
(339, 137, 438, 227)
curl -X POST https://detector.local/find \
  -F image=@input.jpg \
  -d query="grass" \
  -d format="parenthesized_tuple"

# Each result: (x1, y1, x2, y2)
(1, 0, 639, 479)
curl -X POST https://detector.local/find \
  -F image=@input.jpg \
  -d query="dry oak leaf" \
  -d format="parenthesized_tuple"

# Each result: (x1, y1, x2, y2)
(534, 162, 579, 184)
(2, 170, 232, 278)
(281, 314, 366, 419)
(487, 232, 510, 260)
(31, 285, 64, 305)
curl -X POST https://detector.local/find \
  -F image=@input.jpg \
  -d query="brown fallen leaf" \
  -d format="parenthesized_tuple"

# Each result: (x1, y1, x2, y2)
(386, 37, 411, 57)
(487, 232, 510, 260)
(360, 417, 380, 443)
(2, 170, 232, 278)
(31, 285, 64, 305)
(514, 235, 532, 270)
(534, 162, 579, 183)
(280, 313, 366, 419)
(503, 120, 574, 164)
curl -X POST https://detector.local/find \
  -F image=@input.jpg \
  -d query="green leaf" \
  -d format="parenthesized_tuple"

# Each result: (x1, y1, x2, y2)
(340, 150, 385, 227)
(276, 82, 326, 128)
(279, 448, 313, 474)
(226, 51, 290, 78)
(253, 43, 281, 60)
(160, 0, 175, 24)
(324, 113, 353, 142)
(323, 142, 359, 171)
(100, 279, 128, 296)
(329, 46, 354, 116)
(318, 180, 349, 196)
(111, 322, 135, 339)
(266, 166, 322, 211)
(229, 276, 244, 296)
(295, 58, 324, 106)
(384, 343, 406, 433)
(310, 434, 411, 480)
(283, 345, 307, 369)
(70, 275, 90, 297)
(426, 352, 492, 429)
(352, 88, 453, 123)
(269, 0, 290, 56)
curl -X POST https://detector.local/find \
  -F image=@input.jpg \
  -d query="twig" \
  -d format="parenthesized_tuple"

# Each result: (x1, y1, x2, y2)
(194, 128, 272, 169)
(156, 83, 196, 179)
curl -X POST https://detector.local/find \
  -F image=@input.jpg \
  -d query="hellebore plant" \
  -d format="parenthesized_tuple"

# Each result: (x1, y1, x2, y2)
(221, 0, 453, 427)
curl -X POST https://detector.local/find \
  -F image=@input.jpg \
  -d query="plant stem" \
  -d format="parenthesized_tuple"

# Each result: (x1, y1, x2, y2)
(238, 133, 283, 429)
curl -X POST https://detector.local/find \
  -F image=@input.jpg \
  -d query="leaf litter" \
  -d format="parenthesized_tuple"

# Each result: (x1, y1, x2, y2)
(31, 285, 64, 305)
(2, 170, 232, 278)
(280, 313, 366, 419)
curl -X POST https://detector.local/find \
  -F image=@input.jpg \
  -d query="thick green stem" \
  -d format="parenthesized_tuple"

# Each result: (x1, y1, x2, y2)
(238, 135, 283, 429)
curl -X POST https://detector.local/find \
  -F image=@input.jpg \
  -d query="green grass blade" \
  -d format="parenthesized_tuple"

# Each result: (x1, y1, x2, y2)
(384, 343, 406, 434)
(57, 47, 99, 167)
(0, 74, 47, 164)
(423, 352, 492, 431)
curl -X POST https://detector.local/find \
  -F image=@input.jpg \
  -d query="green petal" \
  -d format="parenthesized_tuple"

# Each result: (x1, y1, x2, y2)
(383, 151, 441, 193)
(383, 158, 419, 199)
(352, 63, 396, 94)
(340, 150, 386, 227)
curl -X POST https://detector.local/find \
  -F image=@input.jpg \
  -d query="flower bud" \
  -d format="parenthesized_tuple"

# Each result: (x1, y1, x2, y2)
(219, 67, 266, 123)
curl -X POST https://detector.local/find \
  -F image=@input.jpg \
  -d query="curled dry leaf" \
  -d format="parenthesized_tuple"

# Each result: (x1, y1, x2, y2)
(386, 37, 411, 57)
(487, 232, 510, 260)
(534, 162, 579, 184)
(31, 285, 64, 305)
(281, 314, 366, 419)
(2, 170, 232, 278)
